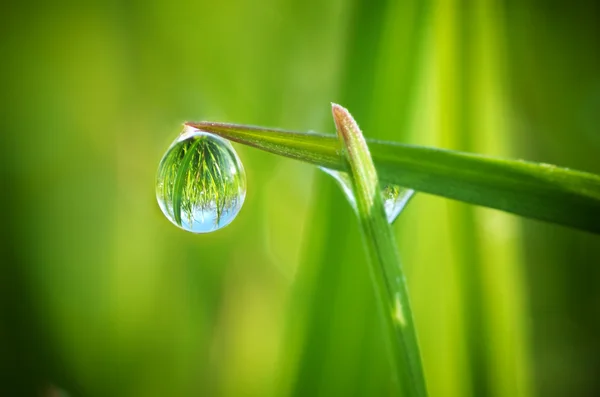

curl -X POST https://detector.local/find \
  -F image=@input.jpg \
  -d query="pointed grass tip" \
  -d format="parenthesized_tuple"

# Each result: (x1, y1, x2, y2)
(331, 103, 361, 142)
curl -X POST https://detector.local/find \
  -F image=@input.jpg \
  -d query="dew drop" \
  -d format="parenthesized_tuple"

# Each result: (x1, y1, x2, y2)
(320, 168, 414, 224)
(156, 126, 246, 233)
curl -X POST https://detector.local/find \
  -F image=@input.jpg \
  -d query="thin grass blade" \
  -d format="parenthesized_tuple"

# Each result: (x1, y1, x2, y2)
(332, 104, 428, 397)
(186, 121, 600, 234)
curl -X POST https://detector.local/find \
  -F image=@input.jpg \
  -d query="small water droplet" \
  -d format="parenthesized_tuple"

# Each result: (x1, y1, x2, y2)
(156, 126, 246, 233)
(321, 168, 414, 224)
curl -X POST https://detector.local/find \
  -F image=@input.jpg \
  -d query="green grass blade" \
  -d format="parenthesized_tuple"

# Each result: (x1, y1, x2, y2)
(186, 121, 600, 234)
(332, 104, 427, 397)
(172, 138, 202, 226)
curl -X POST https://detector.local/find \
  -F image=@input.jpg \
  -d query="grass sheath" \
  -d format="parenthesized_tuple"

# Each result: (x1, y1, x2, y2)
(331, 104, 428, 396)
(185, 120, 600, 234)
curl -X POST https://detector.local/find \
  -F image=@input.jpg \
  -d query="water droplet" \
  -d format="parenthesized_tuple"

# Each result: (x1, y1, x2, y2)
(321, 168, 414, 224)
(156, 126, 246, 233)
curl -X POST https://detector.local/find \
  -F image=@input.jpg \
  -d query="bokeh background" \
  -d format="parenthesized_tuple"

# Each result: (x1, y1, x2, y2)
(1, 0, 599, 396)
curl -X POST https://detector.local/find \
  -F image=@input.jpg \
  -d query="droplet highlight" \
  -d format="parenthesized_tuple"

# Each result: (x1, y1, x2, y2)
(156, 126, 246, 233)
(321, 168, 414, 224)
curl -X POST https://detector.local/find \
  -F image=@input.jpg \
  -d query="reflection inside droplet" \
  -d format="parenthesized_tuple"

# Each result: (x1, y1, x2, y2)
(320, 167, 414, 224)
(156, 126, 246, 233)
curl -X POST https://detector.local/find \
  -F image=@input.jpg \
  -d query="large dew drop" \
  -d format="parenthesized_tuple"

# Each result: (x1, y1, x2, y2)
(156, 126, 246, 233)
(321, 168, 414, 224)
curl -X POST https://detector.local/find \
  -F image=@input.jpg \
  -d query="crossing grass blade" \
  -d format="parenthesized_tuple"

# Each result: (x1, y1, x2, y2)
(186, 121, 600, 234)
(331, 104, 428, 397)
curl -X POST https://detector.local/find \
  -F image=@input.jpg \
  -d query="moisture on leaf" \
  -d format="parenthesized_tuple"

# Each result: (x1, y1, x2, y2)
(320, 167, 415, 224)
(156, 126, 246, 233)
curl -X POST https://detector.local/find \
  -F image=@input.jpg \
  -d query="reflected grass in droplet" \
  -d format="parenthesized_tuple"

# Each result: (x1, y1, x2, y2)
(156, 126, 246, 233)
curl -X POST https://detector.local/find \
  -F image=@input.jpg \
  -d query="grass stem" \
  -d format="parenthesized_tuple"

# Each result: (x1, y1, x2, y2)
(332, 103, 428, 396)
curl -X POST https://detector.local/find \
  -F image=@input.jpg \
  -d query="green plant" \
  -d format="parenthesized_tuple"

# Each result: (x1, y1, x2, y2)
(332, 104, 427, 396)
(183, 104, 600, 395)
(186, 119, 600, 234)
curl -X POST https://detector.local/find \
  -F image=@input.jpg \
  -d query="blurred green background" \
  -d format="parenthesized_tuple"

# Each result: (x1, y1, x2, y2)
(1, 0, 599, 396)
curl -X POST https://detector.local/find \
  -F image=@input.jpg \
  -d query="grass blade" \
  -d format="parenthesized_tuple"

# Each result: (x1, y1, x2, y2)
(331, 104, 427, 397)
(186, 121, 600, 234)
(172, 138, 202, 226)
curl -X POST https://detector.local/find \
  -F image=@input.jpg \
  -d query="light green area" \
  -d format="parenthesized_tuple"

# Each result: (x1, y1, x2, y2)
(2, 1, 600, 397)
